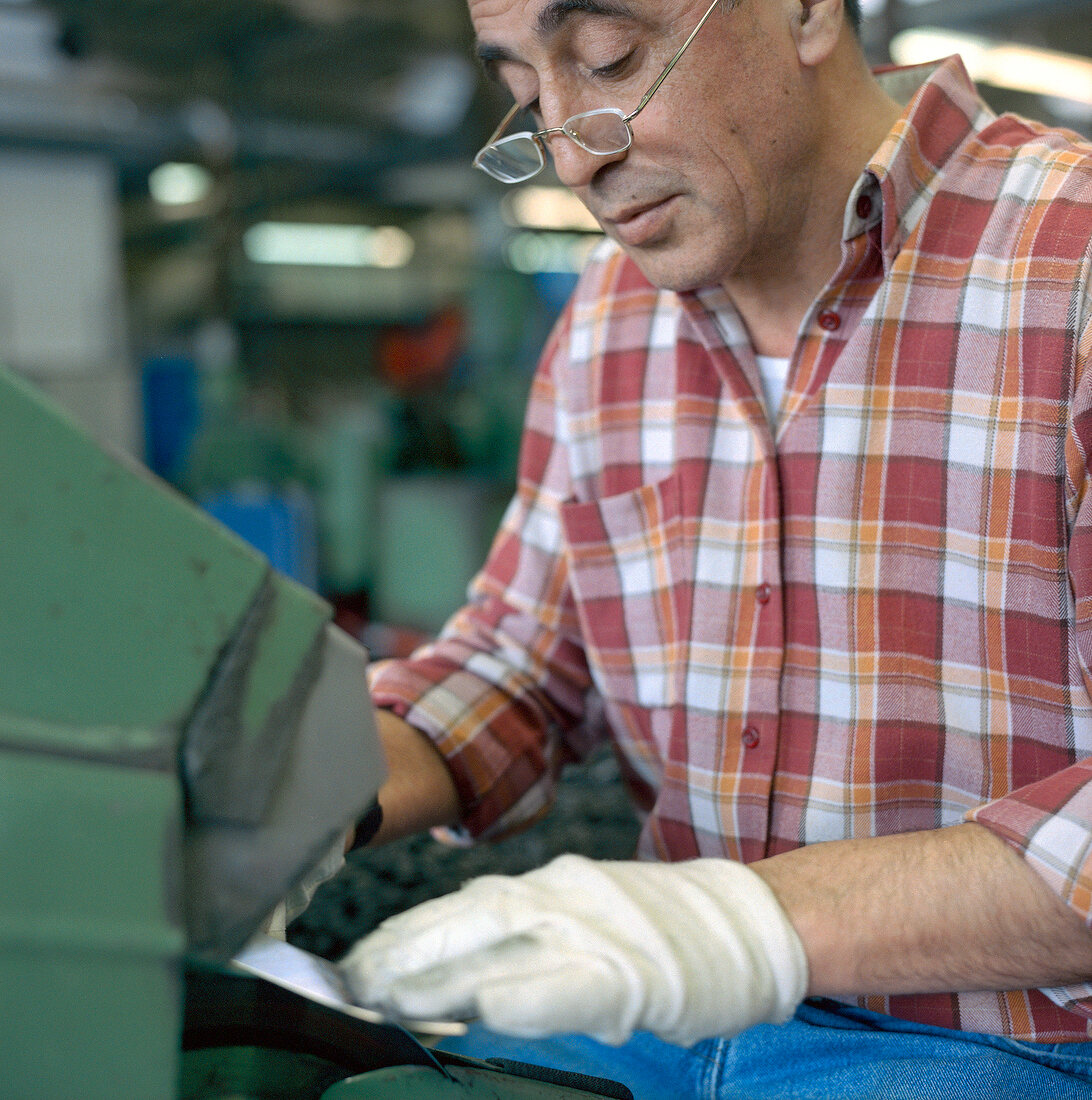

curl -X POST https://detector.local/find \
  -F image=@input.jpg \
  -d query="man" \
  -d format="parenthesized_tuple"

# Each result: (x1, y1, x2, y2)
(339, 0, 1092, 1094)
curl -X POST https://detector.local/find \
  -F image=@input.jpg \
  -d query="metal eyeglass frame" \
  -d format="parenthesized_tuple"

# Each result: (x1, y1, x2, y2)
(473, 0, 724, 183)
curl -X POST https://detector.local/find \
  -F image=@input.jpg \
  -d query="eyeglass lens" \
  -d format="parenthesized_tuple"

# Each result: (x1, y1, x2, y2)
(476, 136, 544, 183)
(564, 110, 631, 154)
(477, 110, 632, 182)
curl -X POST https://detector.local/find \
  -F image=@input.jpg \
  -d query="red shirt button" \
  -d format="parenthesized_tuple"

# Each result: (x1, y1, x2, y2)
(818, 310, 841, 332)
(855, 193, 873, 220)
(742, 726, 761, 749)
(756, 582, 772, 605)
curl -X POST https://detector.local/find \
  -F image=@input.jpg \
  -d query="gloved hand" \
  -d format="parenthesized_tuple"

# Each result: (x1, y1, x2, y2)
(339, 853, 808, 1047)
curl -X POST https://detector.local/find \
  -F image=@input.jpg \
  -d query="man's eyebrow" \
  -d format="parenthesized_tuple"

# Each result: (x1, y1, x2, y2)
(534, 0, 636, 36)
(475, 0, 638, 82)
(475, 42, 520, 82)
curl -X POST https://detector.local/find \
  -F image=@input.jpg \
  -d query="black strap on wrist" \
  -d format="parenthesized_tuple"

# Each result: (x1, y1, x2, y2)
(347, 797, 383, 852)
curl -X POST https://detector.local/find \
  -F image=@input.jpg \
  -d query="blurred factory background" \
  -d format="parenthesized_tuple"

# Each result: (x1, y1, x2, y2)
(1, 0, 1090, 955)
(1, 0, 1090, 638)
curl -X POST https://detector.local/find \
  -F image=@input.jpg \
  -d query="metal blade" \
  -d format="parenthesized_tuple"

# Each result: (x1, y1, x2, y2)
(231, 933, 468, 1038)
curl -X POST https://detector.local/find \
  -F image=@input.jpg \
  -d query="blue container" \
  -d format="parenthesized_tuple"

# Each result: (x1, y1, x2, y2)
(200, 486, 319, 591)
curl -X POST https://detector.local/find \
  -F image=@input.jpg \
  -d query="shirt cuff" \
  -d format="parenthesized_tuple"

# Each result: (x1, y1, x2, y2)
(966, 757, 1092, 924)
(369, 655, 559, 841)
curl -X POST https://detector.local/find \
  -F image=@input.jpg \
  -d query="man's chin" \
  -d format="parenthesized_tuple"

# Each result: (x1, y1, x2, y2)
(620, 245, 718, 294)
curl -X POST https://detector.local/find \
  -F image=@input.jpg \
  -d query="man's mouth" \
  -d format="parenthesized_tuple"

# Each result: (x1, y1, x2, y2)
(600, 195, 678, 247)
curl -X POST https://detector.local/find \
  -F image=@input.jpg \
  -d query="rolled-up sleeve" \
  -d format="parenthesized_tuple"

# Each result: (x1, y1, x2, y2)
(968, 765, 1092, 1017)
(369, 310, 597, 840)
(969, 290, 1092, 1015)
(969, 764, 1092, 920)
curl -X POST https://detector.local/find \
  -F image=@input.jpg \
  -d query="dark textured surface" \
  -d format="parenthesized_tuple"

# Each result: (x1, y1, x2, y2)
(289, 747, 642, 961)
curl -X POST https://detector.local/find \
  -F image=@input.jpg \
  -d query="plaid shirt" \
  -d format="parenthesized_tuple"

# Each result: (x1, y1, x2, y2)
(371, 57, 1092, 1040)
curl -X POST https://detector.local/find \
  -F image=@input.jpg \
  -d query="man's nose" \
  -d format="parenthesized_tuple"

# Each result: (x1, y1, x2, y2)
(546, 132, 627, 190)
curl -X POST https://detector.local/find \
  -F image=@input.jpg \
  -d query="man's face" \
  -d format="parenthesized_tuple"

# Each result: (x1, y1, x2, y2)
(468, 0, 822, 292)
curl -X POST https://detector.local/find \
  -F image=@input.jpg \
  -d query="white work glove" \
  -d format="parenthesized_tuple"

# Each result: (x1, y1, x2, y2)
(339, 853, 808, 1047)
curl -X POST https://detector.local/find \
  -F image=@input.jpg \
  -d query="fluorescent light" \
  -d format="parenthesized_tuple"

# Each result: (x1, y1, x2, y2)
(149, 162, 214, 207)
(502, 186, 600, 231)
(242, 222, 415, 268)
(890, 29, 1092, 107)
(506, 231, 600, 274)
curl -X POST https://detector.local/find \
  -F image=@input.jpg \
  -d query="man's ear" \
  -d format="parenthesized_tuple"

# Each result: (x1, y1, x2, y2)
(791, 0, 845, 67)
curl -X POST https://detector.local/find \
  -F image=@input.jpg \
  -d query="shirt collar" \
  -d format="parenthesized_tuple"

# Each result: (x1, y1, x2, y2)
(851, 55, 998, 270)
(668, 57, 995, 325)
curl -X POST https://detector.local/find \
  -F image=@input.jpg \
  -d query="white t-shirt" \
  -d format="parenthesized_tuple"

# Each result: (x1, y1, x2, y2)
(755, 354, 791, 426)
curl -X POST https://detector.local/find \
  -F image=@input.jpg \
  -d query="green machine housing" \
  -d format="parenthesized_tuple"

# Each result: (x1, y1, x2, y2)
(0, 365, 634, 1100)
(0, 362, 385, 1097)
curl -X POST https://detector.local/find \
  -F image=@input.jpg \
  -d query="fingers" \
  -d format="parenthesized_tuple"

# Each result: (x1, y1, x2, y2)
(376, 935, 544, 1022)
(340, 875, 542, 1004)
(371, 934, 640, 1046)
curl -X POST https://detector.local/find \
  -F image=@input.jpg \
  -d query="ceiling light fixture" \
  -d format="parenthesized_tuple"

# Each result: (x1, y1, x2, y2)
(148, 162, 214, 207)
(890, 29, 1092, 107)
(506, 231, 601, 275)
(242, 222, 415, 269)
(501, 186, 600, 232)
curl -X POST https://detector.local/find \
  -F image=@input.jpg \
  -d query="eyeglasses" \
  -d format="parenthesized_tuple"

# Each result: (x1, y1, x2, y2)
(474, 0, 724, 184)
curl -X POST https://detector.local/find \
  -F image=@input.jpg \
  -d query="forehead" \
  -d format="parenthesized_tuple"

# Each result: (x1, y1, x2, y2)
(469, 0, 648, 24)
(468, 0, 663, 59)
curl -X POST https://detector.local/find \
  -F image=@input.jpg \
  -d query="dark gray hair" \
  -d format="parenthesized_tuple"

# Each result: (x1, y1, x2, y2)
(844, 0, 862, 33)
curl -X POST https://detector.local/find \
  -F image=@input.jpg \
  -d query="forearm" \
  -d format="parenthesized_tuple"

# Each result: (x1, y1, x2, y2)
(751, 822, 1092, 998)
(366, 711, 1092, 997)
(370, 709, 460, 845)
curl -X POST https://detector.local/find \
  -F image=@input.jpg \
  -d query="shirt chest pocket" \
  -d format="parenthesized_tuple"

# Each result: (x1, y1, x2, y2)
(560, 474, 687, 709)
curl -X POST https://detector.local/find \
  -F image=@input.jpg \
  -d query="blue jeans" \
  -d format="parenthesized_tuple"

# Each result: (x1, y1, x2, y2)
(436, 999, 1092, 1099)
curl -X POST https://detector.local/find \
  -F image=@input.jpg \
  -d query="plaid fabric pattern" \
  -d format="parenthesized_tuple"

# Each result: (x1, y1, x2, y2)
(370, 57, 1092, 1040)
